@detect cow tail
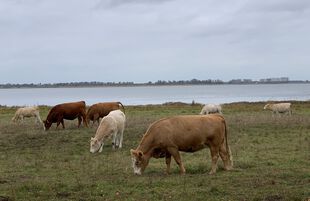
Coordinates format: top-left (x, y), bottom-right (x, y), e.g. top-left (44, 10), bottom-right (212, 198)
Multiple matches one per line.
top-left (118, 102), bottom-right (125, 113)
top-left (223, 118), bottom-right (233, 166)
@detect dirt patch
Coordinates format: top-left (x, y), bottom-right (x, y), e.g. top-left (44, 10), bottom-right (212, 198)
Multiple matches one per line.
top-left (56, 191), bottom-right (71, 198)
top-left (0, 196), bottom-right (12, 201)
top-left (263, 195), bottom-right (284, 201)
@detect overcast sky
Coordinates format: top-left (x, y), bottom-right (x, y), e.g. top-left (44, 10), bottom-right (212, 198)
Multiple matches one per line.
top-left (1, 0), bottom-right (310, 84)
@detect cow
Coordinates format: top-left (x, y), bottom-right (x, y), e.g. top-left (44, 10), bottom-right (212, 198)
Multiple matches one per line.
top-left (264, 103), bottom-right (292, 115)
top-left (90, 110), bottom-right (126, 153)
top-left (86, 102), bottom-right (125, 126)
top-left (130, 114), bottom-right (233, 175)
top-left (43, 101), bottom-right (88, 130)
top-left (12, 106), bottom-right (43, 124)
top-left (200, 104), bottom-right (222, 115)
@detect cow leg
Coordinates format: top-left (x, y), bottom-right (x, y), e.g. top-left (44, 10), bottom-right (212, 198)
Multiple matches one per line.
top-left (165, 153), bottom-right (172, 174)
top-left (61, 119), bottom-right (65, 129)
top-left (93, 113), bottom-right (99, 125)
top-left (112, 132), bottom-right (117, 149)
top-left (56, 121), bottom-right (61, 129)
top-left (34, 116), bottom-right (38, 123)
top-left (82, 112), bottom-right (88, 127)
top-left (209, 146), bottom-right (220, 174)
top-left (16, 116), bottom-right (21, 123)
top-left (219, 143), bottom-right (233, 171)
top-left (36, 114), bottom-right (43, 124)
top-left (115, 133), bottom-right (120, 148)
top-left (167, 147), bottom-right (186, 174)
top-left (118, 129), bottom-right (124, 148)
top-left (99, 143), bottom-right (103, 153)
top-left (77, 116), bottom-right (82, 128)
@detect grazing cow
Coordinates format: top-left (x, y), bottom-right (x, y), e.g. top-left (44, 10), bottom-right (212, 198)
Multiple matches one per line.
top-left (43, 101), bottom-right (87, 130)
top-left (90, 110), bottom-right (126, 153)
top-left (264, 103), bottom-right (292, 115)
top-left (130, 114), bottom-right (233, 175)
top-left (200, 104), bottom-right (222, 115)
top-left (86, 102), bottom-right (125, 125)
top-left (12, 106), bottom-right (43, 124)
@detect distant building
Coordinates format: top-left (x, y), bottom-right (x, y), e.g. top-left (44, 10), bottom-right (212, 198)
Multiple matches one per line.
top-left (228, 79), bottom-right (253, 84)
top-left (259, 77), bottom-right (289, 83)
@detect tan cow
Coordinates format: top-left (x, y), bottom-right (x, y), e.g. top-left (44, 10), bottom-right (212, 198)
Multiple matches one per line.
top-left (264, 103), bottom-right (292, 115)
top-left (130, 114), bottom-right (233, 175)
top-left (12, 106), bottom-right (43, 124)
top-left (87, 102), bottom-right (125, 125)
top-left (90, 110), bottom-right (126, 153)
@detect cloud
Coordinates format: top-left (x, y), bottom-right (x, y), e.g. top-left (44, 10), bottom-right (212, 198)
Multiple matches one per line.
top-left (96, 0), bottom-right (174, 9)
top-left (244, 0), bottom-right (310, 13)
top-left (0, 0), bottom-right (309, 83)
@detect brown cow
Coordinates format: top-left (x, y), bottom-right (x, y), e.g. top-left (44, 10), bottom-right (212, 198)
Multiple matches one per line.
top-left (130, 114), bottom-right (233, 175)
top-left (86, 102), bottom-right (125, 125)
top-left (43, 101), bottom-right (88, 130)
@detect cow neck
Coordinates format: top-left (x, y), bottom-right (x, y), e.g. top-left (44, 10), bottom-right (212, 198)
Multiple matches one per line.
top-left (96, 119), bottom-right (110, 142)
top-left (137, 134), bottom-right (155, 157)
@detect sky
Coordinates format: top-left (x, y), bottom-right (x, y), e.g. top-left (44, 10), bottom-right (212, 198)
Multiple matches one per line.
top-left (0, 0), bottom-right (310, 84)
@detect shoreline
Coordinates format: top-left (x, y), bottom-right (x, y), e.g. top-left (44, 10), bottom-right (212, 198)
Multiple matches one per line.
top-left (1, 100), bottom-right (309, 108)
top-left (0, 81), bottom-right (309, 90)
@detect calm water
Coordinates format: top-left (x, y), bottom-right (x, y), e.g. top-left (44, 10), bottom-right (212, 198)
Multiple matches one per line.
top-left (0, 84), bottom-right (309, 106)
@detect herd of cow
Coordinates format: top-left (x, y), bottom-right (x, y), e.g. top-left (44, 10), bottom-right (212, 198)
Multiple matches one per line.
top-left (11, 101), bottom-right (292, 175)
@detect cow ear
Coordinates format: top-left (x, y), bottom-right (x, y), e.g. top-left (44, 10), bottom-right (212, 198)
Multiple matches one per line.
top-left (138, 151), bottom-right (143, 157)
top-left (131, 149), bottom-right (144, 157)
top-left (130, 149), bottom-right (136, 156)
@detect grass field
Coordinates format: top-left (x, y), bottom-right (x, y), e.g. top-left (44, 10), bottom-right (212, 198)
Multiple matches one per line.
top-left (0, 101), bottom-right (309, 201)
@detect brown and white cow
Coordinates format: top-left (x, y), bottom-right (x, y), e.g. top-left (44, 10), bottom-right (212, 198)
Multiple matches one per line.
top-left (43, 101), bottom-right (88, 130)
top-left (86, 102), bottom-right (125, 125)
top-left (130, 114), bottom-right (233, 175)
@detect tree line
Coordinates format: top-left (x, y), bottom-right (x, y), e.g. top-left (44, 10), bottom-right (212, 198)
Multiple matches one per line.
top-left (0, 78), bottom-right (307, 89)
top-left (0, 79), bottom-right (224, 88)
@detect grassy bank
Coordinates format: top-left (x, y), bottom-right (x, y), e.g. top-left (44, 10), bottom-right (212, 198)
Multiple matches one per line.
top-left (0, 101), bottom-right (309, 201)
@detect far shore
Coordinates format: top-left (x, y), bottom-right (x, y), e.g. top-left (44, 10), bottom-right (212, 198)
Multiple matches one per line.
top-left (1, 100), bottom-right (309, 108)
top-left (0, 81), bottom-right (309, 90)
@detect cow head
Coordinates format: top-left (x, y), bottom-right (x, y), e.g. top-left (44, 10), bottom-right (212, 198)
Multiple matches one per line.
top-left (130, 149), bottom-right (149, 175)
top-left (11, 116), bottom-right (16, 122)
top-left (43, 120), bottom-right (52, 131)
top-left (90, 137), bottom-right (102, 153)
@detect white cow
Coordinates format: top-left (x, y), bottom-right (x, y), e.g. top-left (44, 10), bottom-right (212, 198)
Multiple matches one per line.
top-left (90, 110), bottom-right (126, 153)
top-left (264, 103), bottom-right (292, 115)
top-left (12, 106), bottom-right (43, 124)
top-left (200, 104), bottom-right (222, 115)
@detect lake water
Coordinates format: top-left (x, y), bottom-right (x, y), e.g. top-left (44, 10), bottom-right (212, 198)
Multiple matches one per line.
top-left (0, 84), bottom-right (309, 106)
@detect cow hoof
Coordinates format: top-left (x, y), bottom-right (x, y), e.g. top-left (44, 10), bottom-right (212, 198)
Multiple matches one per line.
top-left (180, 171), bottom-right (186, 175)
top-left (209, 171), bottom-right (216, 175)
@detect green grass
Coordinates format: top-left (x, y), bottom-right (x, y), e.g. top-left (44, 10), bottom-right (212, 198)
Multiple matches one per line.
top-left (0, 101), bottom-right (310, 201)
